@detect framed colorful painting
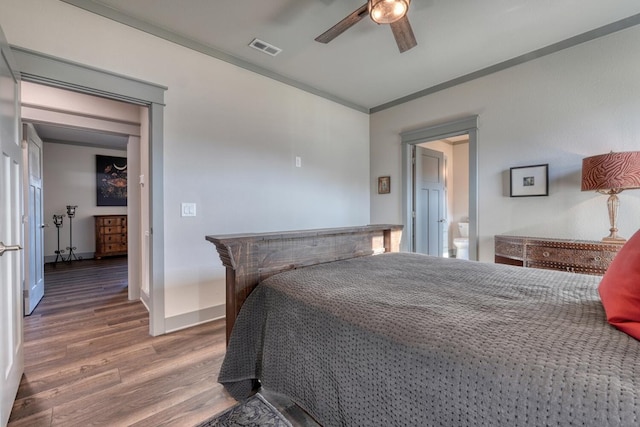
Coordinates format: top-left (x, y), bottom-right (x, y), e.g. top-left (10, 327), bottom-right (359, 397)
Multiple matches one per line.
top-left (96, 155), bottom-right (127, 206)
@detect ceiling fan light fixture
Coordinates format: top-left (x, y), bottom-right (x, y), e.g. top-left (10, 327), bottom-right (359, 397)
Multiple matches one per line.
top-left (369, 0), bottom-right (409, 24)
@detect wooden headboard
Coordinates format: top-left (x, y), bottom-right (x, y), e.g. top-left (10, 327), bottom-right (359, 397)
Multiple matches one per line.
top-left (206, 224), bottom-right (403, 343)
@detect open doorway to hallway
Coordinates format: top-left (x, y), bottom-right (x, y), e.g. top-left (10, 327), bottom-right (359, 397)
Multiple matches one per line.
top-left (20, 81), bottom-right (150, 317)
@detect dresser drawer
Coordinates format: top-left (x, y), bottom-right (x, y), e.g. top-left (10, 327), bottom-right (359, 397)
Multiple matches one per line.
top-left (101, 233), bottom-right (125, 244)
top-left (495, 238), bottom-right (524, 260)
top-left (526, 245), bottom-right (615, 270)
top-left (99, 225), bottom-right (126, 235)
top-left (97, 243), bottom-right (127, 254)
top-left (96, 216), bottom-right (126, 227)
top-left (525, 260), bottom-right (607, 276)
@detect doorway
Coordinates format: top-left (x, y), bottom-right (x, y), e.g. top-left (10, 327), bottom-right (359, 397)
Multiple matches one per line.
top-left (401, 116), bottom-right (478, 260)
top-left (21, 81), bottom-right (144, 302)
top-left (12, 46), bottom-right (167, 335)
top-left (417, 136), bottom-right (470, 258)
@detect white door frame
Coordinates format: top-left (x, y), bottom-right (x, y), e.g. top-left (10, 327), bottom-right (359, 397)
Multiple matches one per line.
top-left (11, 46), bottom-right (168, 336)
top-left (401, 115), bottom-right (479, 261)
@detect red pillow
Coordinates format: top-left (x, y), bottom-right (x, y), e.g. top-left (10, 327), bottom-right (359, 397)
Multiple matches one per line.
top-left (598, 229), bottom-right (640, 340)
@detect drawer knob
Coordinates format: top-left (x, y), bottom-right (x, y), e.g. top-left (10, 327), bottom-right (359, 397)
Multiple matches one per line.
top-left (542, 251), bottom-right (550, 257)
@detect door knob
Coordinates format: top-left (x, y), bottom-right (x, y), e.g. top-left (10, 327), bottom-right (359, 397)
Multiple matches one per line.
top-left (0, 242), bottom-right (22, 256)
top-left (41, 224), bottom-right (49, 228)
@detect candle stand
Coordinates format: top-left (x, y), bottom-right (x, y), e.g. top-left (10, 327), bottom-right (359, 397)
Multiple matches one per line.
top-left (52, 214), bottom-right (65, 263)
top-left (65, 205), bottom-right (80, 262)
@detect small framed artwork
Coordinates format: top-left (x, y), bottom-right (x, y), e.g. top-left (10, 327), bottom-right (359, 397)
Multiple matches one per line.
top-left (510, 164), bottom-right (548, 197)
top-left (378, 176), bottom-right (391, 194)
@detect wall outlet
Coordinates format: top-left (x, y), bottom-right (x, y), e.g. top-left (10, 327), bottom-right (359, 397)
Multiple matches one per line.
top-left (295, 156), bottom-right (302, 168)
top-left (181, 203), bottom-right (196, 217)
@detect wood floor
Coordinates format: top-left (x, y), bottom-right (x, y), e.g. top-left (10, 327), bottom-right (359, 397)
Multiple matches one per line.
top-left (7, 257), bottom-right (236, 427)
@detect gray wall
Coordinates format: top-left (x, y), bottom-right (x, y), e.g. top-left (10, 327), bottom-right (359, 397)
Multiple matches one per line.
top-left (2, 0), bottom-right (370, 322)
top-left (370, 25), bottom-right (640, 261)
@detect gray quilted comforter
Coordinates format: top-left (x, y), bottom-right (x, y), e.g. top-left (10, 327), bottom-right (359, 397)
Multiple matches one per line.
top-left (219, 253), bottom-right (639, 426)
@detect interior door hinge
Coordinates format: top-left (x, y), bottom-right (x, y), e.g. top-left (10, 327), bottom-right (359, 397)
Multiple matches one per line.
top-left (412, 211), bottom-right (416, 218)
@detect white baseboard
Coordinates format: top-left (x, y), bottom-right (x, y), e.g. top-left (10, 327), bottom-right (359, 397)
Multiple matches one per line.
top-left (164, 304), bottom-right (225, 333)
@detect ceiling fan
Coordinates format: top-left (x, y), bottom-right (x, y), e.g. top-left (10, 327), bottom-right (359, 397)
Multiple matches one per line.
top-left (315, 0), bottom-right (417, 53)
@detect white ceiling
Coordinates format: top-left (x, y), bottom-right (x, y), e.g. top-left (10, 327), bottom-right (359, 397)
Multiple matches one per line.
top-left (61, 0), bottom-right (640, 113)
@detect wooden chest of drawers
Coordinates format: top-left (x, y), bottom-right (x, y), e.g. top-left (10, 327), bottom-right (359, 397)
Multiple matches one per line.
top-left (495, 235), bottom-right (622, 276)
top-left (94, 215), bottom-right (127, 259)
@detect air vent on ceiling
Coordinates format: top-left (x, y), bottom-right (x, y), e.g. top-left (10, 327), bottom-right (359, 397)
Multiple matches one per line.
top-left (249, 38), bottom-right (282, 57)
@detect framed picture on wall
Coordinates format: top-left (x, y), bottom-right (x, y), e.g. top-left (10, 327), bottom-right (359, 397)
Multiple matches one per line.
top-left (378, 176), bottom-right (391, 194)
top-left (510, 164), bottom-right (548, 197)
top-left (96, 155), bottom-right (128, 206)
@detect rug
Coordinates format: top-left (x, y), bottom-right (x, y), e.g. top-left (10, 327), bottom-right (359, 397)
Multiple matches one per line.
top-left (195, 393), bottom-right (293, 427)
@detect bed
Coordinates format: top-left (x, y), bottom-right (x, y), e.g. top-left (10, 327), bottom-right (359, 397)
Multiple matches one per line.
top-left (206, 225), bottom-right (640, 426)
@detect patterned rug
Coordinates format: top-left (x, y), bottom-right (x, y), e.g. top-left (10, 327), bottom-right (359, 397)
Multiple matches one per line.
top-left (195, 393), bottom-right (293, 427)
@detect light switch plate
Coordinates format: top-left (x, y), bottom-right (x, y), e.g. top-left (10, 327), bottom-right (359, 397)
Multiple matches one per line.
top-left (181, 202), bottom-right (196, 217)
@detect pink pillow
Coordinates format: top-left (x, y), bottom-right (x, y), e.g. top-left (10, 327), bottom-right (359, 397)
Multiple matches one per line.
top-left (598, 229), bottom-right (640, 340)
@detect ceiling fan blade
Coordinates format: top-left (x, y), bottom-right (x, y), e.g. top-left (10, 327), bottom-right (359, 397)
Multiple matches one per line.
top-left (315, 3), bottom-right (369, 44)
top-left (390, 15), bottom-right (417, 53)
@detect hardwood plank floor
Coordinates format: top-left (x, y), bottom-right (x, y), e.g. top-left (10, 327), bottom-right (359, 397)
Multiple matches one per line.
top-left (8, 257), bottom-right (236, 427)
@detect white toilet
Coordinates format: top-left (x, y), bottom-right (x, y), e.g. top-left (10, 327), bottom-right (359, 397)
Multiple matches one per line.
top-left (453, 222), bottom-right (469, 260)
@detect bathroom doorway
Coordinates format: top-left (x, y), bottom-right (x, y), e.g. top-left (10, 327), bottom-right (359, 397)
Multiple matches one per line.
top-left (418, 136), bottom-right (470, 259)
top-left (401, 115), bottom-right (478, 260)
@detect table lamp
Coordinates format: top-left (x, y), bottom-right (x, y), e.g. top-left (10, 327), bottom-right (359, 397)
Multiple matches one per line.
top-left (581, 150), bottom-right (640, 242)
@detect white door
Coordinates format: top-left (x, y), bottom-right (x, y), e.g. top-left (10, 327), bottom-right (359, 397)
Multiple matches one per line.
top-left (24, 123), bottom-right (44, 315)
top-left (0, 27), bottom-right (24, 427)
top-left (414, 145), bottom-right (445, 256)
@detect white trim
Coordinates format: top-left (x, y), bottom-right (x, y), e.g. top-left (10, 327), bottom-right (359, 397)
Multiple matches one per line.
top-left (11, 46), bottom-right (166, 105)
top-left (164, 304), bottom-right (226, 334)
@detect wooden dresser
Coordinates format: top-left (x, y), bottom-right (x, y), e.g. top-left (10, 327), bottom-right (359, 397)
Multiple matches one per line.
top-left (495, 235), bottom-right (623, 276)
top-left (94, 215), bottom-right (127, 259)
